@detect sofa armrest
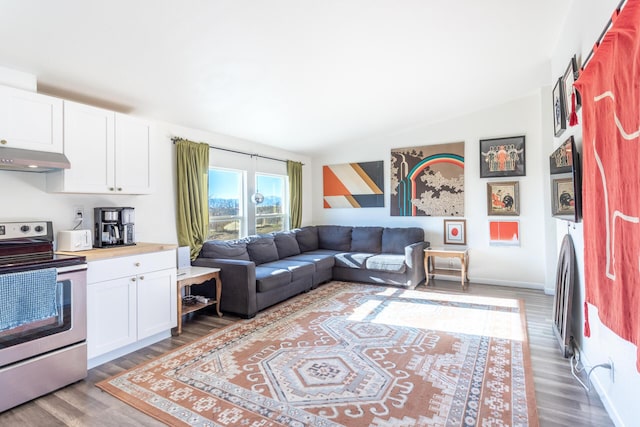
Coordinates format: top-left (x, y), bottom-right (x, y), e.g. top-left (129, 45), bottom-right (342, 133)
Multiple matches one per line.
top-left (192, 258), bottom-right (258, 318)
top-left (405, 241), bottom-right (427, 268)
top-left (404, 241), bottom-right (428, 286)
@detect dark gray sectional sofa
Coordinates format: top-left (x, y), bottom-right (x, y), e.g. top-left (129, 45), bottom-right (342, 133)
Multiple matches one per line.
top-left (192, 225), bottom-right (428, 318)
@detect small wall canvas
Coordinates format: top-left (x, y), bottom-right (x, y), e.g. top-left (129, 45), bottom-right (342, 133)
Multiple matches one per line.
top-left (323, 161), bottom-right (384, 208)
top-left (489, 220), bottom-right (520, 246)
top-left (390, 142), bottom-right (465, 216)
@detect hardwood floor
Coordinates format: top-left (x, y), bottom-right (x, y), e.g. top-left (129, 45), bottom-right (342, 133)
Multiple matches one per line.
top-left (0, 280), bottom-right (613, 426)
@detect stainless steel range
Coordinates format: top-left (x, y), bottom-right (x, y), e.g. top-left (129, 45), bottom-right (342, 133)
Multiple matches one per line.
top-left (0, 220), bottom-right (87, 413)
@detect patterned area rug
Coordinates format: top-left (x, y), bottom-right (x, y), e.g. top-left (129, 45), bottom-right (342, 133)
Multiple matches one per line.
top-left (97, 283), bottom-right (538, 426)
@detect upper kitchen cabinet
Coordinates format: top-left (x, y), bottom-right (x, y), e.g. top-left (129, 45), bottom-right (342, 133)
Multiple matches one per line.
top-left (47, 101), bottom-right (151, 194)
top-left (0, 85), bottom-right (63, 153)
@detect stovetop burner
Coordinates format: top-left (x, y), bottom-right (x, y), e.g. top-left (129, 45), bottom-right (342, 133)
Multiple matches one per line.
top-left (0, 220), bottom-right (86, 273)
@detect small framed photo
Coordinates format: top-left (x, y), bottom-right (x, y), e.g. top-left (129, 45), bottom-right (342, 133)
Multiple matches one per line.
top-left (562, 55), bottom-right (581, 119)
top-left (552, 177), bottom-right (576, 216)
top-left (489, 220), bottom-right (520, 246)
top-left (487, 181), bottom-right (520, 216)
top-left (553, 77), bottom-right (566, 136)
top-left (444, 219), bottom-right (466, 245)
top-left (479, 135), bottom-right (526, 178)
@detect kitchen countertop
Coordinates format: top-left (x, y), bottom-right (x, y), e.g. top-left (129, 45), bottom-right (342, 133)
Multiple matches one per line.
top-left (56, 242), bottom-right (178, 261)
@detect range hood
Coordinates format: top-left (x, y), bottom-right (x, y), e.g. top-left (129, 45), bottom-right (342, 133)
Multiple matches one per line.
top-left (0, 146), bottom-right (70, 172)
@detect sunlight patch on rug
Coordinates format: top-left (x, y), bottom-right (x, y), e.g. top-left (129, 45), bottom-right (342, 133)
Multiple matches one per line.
top-left (97, 282), bottom-right (538, 427)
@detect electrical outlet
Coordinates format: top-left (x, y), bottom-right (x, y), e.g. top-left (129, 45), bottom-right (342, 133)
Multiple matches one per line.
top-left (74, 206), bottom-right (84, 222)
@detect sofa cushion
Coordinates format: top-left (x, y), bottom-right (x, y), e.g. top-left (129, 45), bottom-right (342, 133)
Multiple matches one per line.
top-left (381, 227), bottom-right (424, 254)
top-left (334, 252), bottom-right (374, 269)
top-left (273, 231), bottom-right (301, 259)
top-left (255, 266), bottom-right (292, 292)
top-left (262, 260), bottom-right (315, 281)
top-left (318, 225), bottom-right (352, 251)
top-left (294, 226), bottom-right (319, 252)
top-left (366, 254), bottom-right (407, 273)
top-left (351, 226), bottom-right (383, 253)
top-left (246, 235), bottom-right (280, 265)
top-left (286, 251), bottom-right (336, 271)
top-left (200, 240), bottom-right (250, 261)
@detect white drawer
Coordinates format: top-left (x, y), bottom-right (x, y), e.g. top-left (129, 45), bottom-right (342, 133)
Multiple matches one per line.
top-left (87, 250), bottom-right (176, 284)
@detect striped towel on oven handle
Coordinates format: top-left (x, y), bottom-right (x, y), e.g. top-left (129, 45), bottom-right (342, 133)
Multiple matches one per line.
top-left (0, 268), bottom-right (59, 332)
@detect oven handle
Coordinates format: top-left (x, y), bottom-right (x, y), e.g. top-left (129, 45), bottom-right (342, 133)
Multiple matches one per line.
top-left (56, 264), bottom-right (88, 274)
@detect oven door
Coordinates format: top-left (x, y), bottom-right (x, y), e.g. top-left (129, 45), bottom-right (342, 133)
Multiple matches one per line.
top-left (0, 265), bottom-right (87, 368)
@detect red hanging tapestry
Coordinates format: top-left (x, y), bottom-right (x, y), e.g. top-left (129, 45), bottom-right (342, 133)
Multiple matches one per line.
top-left (574, 0), bottom-right (640, 371)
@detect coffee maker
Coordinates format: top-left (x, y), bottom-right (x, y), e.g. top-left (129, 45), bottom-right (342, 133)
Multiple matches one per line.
top-left (94, 207), bottom-right (135, 248)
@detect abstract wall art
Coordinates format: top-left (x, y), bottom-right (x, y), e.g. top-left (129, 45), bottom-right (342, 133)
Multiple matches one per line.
top-left (390, 142), bottom-right (464, 216)
top-left (323, 161), bottom-right (384, 208)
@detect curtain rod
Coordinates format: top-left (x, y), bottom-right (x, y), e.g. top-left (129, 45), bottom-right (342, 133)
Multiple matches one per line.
top-left (171, 137), bottom-right (304, 165)
top-left (581, 0), bottom-right (628, 71)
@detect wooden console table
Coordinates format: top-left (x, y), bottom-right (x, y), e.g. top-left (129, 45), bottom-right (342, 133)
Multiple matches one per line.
top-left (173, 266), bottom-right (222, 335)
top-left (424, 247), bottom-right (469, 289)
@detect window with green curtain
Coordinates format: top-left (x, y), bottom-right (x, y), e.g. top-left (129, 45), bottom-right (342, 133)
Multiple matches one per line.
top-left (175, 138), bottom-right (210, 260)
top-left (287, 160), bottom-right (303, 229)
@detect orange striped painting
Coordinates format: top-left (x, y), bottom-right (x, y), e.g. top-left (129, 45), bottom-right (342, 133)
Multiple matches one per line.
top-left (323, 161), bottom-right (384, 208)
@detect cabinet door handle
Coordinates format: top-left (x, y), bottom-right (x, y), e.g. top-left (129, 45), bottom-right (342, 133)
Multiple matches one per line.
top-left (135, 262), bottom-right (141, 267)
top-left (0, 139), bottom-right (7, 145)
top-left (130, 277), bottom-right (136, 282)
top-left (139, 275), bottom-right (144, 280)
top-left (109, 187), bottom-right (115, 191)
top-left (117, 187), bottom-right (123, 191)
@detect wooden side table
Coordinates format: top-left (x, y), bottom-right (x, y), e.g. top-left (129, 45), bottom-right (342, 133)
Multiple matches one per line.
top-left (424, 247), bottom-right (469, 289)
top-left (173, 266), bottom-right (222, 335)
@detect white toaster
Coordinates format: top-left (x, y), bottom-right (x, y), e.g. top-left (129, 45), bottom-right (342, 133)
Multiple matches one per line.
top-left (57, 229), bottom-right (92, 251)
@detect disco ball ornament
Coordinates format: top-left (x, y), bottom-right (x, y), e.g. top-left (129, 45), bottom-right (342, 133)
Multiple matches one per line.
top-left (251, 192), bottom-right (264, 204)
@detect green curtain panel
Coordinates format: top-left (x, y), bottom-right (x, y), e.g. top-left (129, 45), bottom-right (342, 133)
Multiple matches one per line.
top-left (176, 139), bottom-right (210, 260)
top-left (287, 160), bottom-right (303, 229)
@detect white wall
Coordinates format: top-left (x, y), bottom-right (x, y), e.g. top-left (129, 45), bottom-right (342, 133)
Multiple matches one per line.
top-left (550, 1), bottom-right (639, 426)
top-left (0, 104), bottom-right (312, 249)
top-left (312, 92), bottom-right (548, 289)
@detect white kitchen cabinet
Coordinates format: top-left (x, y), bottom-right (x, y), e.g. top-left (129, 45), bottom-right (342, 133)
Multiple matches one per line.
top-left (0, 85), bottom-right (63, 153)
top-left (87, 275), bottom-right (137, 358)
top-left (46, 100), bottom-right (151, 194)
top-left (86, 250), bottom-right (177, 361)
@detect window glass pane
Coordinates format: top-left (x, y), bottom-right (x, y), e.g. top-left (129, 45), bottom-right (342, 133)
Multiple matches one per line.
top-left (256, 174), bottom-right (284, 215)
top-left (209, 169), bottom-right (242, 216)
top-left (210, 219), bottom-right (241, 240)
top-left (209, 168), bottom-right (244, 239)
top-left (255, 174), bottom-right (286, 234)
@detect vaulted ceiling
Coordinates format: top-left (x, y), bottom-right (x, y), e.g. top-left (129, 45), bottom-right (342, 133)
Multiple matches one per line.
top-left (0, 1), bottom-right (571, 153)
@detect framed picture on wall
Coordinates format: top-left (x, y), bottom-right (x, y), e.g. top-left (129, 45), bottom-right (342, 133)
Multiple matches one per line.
top-left (553, 78), bottom-right (566, 136)
top-left (562, 55), bottom-right (581, 119)
top-left (479, 135), bottom-right (525, 178)
top-left (489, 220), bottom-right (520, 246)
top-left (552, 177), bottom-right (576, 216)
top-left (487, 181), bottom-right (520, 216)
top-left (444, 219), bottom-right (466, 245)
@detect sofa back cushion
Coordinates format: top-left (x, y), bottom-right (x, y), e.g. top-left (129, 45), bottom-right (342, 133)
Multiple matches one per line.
top-left (381, 227), bottom-right (424, 254)
top-left (273, 231), bottom-right (301, 258)
top-left (295, 226), bottom-right (319, 252)
top-left (318, 225), bottom-right (353, 251)
top-left (350, 226), bottom-right (383, 253)
top-left (200, 240), bottom-right (250, 261)
top-left (246, 235), bottom-right (280, 265)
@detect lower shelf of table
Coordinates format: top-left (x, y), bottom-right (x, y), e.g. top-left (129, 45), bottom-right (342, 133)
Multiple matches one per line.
top-left (429, 268), bottom-right (464, 277)
top-left (182, 300), bottom-right (217, 316)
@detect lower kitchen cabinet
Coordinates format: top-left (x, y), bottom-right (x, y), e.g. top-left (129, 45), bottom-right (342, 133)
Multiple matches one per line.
top-left (86, 249), bottom-right (177, 364)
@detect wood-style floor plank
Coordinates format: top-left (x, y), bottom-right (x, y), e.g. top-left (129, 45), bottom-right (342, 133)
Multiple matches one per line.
top-left (0, 280), bottom-right (613, 426)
